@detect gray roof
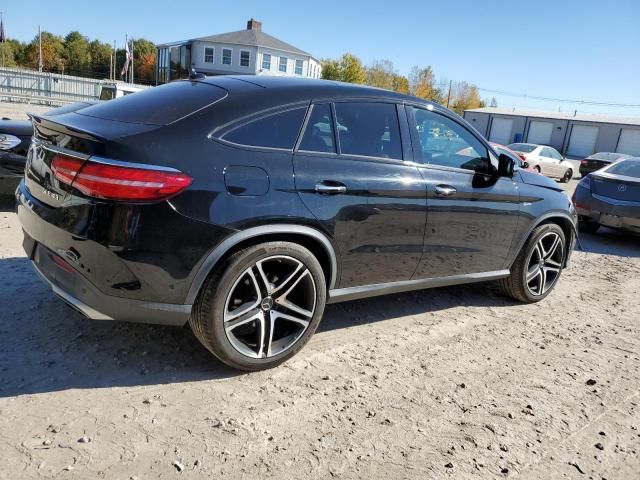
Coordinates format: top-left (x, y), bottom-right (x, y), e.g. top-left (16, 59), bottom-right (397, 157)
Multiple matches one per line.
top-left (191, 28), bottom-right (312, 57)
top-left (465, 107), bottom-right (640, 127)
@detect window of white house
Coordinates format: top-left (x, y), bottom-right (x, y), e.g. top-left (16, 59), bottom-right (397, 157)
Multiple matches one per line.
top-left (262, 53), bottom-right (271, 70)
top-left (204, 47), bottom-right (214, 63)
top-left (240, 50), bottom-right (250, 67)
top-left (222, 48), bottom-right (232, 65)
top-left (279, 56), bottom-right (287, 73)
top-left (295, 59), bottom-right (303, 75)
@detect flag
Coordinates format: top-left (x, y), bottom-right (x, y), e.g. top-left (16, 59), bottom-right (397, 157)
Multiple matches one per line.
top-left (0, 17), bottom-right (6, 43)
top-left (120, 37), bottom-right (132, 79)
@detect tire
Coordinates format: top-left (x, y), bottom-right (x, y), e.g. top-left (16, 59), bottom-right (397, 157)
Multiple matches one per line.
top-left (498, 223), bottom-right (566, 303)
top-left (534, 166), bottom-right (541, 173)
top-left (190, 241), bottom-right (326, 371)
top-left (578, 219), bottom-right (599, 234)
top-left (560, 169), bottom-right (573, 183)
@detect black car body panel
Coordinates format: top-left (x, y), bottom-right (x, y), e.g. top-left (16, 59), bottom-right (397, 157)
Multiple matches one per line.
top-left (16, 76), bottom-right (577, 326)
top-left (578, 152), bottom-right (632, 177)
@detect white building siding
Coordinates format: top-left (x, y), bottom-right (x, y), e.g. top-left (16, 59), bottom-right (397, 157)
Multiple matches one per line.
top-left (191, 42), bottom-right (259, 74)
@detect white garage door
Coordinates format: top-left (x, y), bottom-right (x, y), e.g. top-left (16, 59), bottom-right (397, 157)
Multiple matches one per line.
top-left (489, 118), bottom-right (513, 145)
top-left (527, 121), bottom-right (553, 145)
top-left (616, 129), bottom-right (640, 156)
top-left (567, 125), bottom-right (599, 157)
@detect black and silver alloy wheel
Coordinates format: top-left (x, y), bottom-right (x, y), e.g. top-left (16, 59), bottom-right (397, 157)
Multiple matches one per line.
top-left (498, 223), bottom-right (567, 303)
top-left (190, 242), bottom-right (326, 371)
top-left (224, 255), bottom-right (316, 359)
top-left (525, 231), bottom-right (564, 296)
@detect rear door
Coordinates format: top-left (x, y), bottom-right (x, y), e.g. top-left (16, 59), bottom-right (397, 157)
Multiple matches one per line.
top-left (539, 147), bottom-right (559, 177)
top-left (407, 106), bottom-right (520, 278)
top-left (293, 101), bottom-right (427, 288)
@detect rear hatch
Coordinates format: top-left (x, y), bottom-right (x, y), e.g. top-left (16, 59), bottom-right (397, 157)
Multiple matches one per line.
top-left (581, 159), bottom-right (609, 171)
top-left (590, 173), bottom-right (640, 202)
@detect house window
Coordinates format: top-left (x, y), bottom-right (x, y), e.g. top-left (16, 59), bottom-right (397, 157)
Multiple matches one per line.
top-left (279, 56), bottom-right (287, 73)
top-left (262, 53), bottom-right (271, 70)
top-left (240, 50), bottom-right (250, 67)
top-left (295, 59), bottom-right (303, 76)
top-left (222, 48), bottom-right (232, 65)
top-left (204, 47), bottom-right (214, 64)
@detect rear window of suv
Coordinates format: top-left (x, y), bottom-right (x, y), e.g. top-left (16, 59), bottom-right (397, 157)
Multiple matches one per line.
top-left (507, 143), bottom-right (537, 153)
top-left (76, 81), bottom-right (227, 125)
top-left (606, 160), bottom-right (640, 178)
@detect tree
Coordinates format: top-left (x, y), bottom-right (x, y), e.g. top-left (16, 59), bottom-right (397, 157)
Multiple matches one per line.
top-left (450, 82), bottom-right (483, 115)
top-left (23, 31), bottom-right (65, 72)
top-left (392, 74), bottom-right (409, 94)
top-left (409, 65), bottom-right (443, 103)
top-left (1, 39), bottom-right (27, 67)
top-left (133, 38), bottom-right (156, 83)
top-left (89, 40), bottom-right (113, 78)
top-left (366, 59), bottom-right (395, 90)
top-left (320, 53), bottom-right (366, 84)
top-left (490, 96), bottom-right (498, 107)
top-left (64, 31), bottom-right (91, 76)
top-left (320, 59), bottom-right (341, 80)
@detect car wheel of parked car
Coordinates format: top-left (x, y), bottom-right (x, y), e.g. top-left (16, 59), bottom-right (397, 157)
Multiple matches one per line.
top-left (578, 219), bottom-right (599, 234)
top-left (190, 241), bottom-right (326, 371)
top-left (498, 223), bottom-right (565, 303)
top-left (534, 166), bottom-right (541, 173)
top-left (560, 169), bottom-right (573, 183)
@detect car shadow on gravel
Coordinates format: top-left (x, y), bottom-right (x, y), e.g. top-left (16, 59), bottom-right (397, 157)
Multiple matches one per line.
top-left (0, 195), bottom-right (16, 213)
top-left (0, 255), bottom-right (520, 398)
top-left (577, 227), bottom-right (640, 258)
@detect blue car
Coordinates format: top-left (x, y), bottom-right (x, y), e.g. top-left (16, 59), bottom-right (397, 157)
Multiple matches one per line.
top-left (573, 158), bottom-right (640, 234)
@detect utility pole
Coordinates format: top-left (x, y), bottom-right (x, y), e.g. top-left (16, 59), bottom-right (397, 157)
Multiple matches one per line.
top-left (1, 12), bottom-right (5, 69)
top-left (446, 80), bottom-right (452, 108)
top-left (130, 38), bottom-right (134, 84)
top-left (112, 40), bottom-right (116, 80)
top-left (38, 25), bottom-right (43, 72)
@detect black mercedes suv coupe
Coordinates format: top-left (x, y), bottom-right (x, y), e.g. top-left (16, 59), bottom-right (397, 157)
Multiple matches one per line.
top-left (16, 76), bottom-right (577, 370)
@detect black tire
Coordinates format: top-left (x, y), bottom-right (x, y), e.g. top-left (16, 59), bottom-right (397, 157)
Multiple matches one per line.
top-left (190, 241), bottom-right (326, 371)
top-left (498, 223), bottom-right (566, 303)
top-left (560, 169), bottom-right (573, 183)
top-left (578, 219), bottom-right (600, 234)
top-left (534, 166), bottom-right (541, 173)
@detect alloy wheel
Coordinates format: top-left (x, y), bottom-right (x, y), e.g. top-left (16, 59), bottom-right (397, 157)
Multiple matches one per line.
top-left (525, 232), bottom-right (564, 296)
top-left (223, 255), bottom-right (317, 359)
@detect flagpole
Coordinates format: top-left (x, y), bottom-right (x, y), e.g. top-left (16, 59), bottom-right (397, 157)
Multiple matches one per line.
top-left (130, 38), bottom-right (134, 84)
top-left (1, 12), bottom-right (5, 69)
top-left (38, 25), bottom-right (42, 72)
top-left (112, 40), bottom-right (116, 80)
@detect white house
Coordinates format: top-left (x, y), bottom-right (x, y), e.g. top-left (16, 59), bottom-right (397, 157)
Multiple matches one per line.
top-left (156, 19), bottom-right (322, 83)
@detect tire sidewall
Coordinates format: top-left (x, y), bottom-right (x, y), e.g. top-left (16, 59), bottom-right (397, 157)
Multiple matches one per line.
top-left (203, 242), bottom-right (326, 370)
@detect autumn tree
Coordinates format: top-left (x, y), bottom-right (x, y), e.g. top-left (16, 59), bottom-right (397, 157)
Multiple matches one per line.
top-left (133, 39), bottom-right (156, 83)
top-left (64, 31), bottom-right (91, 76)
top-left (450, 82), bottom-right (483, 115)
top-left (321, 53), bottom-right (366, 84)
top-left (366, 59), bottom-right (395, 90)
top-left (23, 31), bottom-right (65, 71)
top-left (409, 66), bottom-right (443, 103)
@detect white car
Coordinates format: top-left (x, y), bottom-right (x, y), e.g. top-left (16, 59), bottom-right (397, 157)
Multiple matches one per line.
top-left (507, 143), bottom-right (574, 182)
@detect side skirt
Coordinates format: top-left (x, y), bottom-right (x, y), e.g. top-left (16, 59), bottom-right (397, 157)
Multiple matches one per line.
top-left (327, 270), bottom-right (510, 304)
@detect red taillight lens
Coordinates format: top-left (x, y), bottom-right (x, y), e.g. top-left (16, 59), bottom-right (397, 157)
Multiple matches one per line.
top-left (580, 159), bottom-right (588, 165)
top-left (51, 156), bottom-right (192, 201)
top-left (518, 154), bottom-right (526, 161)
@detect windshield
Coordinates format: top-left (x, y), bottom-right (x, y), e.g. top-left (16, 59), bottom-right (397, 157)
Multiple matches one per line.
top-left (606, 160), bottom-right (640, 178)
top-left (508, 143), bottom-right (537, 153)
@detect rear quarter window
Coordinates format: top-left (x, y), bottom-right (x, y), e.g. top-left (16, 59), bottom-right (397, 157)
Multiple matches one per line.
top-left (76, 81), bottom-right (227, 125)
top-left (606, 160), bottom-right (640, 178)
top-left (221, 107), bottom-right (308, 150)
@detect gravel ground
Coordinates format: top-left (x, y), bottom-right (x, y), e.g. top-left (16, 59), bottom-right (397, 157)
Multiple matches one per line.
top-left (0, 105), bottom-right (638, 478)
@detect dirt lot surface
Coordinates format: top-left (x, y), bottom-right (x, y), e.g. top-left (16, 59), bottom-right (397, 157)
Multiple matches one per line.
top-left (1, 159), bottom-right (639, 478)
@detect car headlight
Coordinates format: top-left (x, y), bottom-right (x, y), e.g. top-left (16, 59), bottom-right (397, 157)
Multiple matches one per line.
top-left (0, 134), bottom-right (22, 150)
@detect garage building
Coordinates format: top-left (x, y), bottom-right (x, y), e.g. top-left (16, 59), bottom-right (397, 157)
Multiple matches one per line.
top-left (463, 108), bottom-right (640, 158)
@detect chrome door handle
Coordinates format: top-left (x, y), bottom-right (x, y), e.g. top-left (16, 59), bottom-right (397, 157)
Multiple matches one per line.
top-left (315, 182), bottom-right (347, 195)
top-left (434, 185), bottom-right (456, 197)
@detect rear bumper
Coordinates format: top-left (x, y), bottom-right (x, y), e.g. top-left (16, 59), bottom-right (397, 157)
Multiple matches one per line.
top-left (27, 238), bottom-right (191, 326)
top-left (574, 186), bottom-right (640, 233)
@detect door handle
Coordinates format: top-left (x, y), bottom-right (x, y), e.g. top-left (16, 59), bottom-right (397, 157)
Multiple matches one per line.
top-left (434, 185), bottom-right (456, 197)
top-left (315, 182), bottom-right (347, 195)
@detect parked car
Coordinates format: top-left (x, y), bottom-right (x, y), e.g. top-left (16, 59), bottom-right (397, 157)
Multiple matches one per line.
top-left (507, 143), bottom-right (574, 182)
top-left (490, 142), bottom-right (536, 172)
top-left (579, 152), bottom-right (631, 177)
top-left (572, 158), bottom-right (640, 234)
top-left (0, 102), bottom-right (94, 195)
top-left (0, 120), bottom-right (33, 195)
top-left (16, 76), bottom-right (577, 370)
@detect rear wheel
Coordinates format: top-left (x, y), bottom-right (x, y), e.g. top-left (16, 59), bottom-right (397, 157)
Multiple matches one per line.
top-left (499, 223), bottom-right (566, 303)
top-left (534, 166), bottom-right (541, 173)
top-left (578, 218), bottom-right (600, 234)
top-left (190, 242), bottom-right (326, 371)
top-left (560, 169), bottom-right (573, 183)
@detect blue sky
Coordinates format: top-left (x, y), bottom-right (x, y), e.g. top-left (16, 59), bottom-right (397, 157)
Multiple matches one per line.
top-left (3, 0), bottom-right (639, 116)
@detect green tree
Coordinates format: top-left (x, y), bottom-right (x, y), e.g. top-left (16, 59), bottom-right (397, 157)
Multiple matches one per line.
top-left (392, 74), bottom-right (409, 94)
top-left (64, 31), bottom-right (91, 76)
top-left (132, 38), bottom-right (156, 83)
top-left (320, 58), bottom-right (341, 80)
top-left (409, 66), bottom-right (443, 103)
top-left (88, 40), bottom-right (113, 78)
top-left (1, 39), bottom-right (27, 67)
top-left (366, 59), bottom-right (395, 90)
top-left (450, 82), bottom-right (483, 115)
top-left (340, 53), bottom-right (366, 84)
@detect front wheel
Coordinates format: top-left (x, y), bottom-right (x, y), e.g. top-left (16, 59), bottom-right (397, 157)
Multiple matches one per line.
top-left (190, 242), bottom-right (326, 371)
top-left (498, 223), bottom-right (566, 303)
top-left (560, 169), bottom-right (573, 183)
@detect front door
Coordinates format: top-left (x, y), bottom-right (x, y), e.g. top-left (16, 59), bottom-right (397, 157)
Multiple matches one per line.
top-left (407, 106), bottom-right (521, 278)
top-left (293, 102), bottom-right (427, 288)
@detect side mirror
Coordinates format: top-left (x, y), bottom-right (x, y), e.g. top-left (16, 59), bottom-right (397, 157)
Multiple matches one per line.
top-left (497, 153), bottom-right (514, 177)
top-left (522, 161), bottom-right (530, 169)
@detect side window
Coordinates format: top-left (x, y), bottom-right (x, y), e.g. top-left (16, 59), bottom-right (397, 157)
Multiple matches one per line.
top-left (411, 107), bottom-right (490, 174)
top-left (541, 147), bottom-right (553, 158)
top-left (298, 104), bottom-right (336, 153)
top-left (222, 107), bottom-right (307, 150)
top-left (334, 102), bottom-right (402, 160)
top-left (551, 149), bottom-right (562, 160)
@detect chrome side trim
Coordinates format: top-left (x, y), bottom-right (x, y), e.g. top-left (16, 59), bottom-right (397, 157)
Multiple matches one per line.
top-left (185, 224), bottom-right (338, 305)
top-left (32, 138), bottom-right (90, 160)
top-left (327, 270), bottom-right (510, 304)
top-left (88, 156), bottom-right (182, 172)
